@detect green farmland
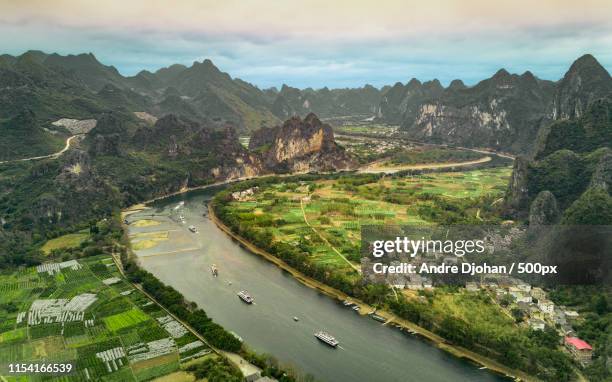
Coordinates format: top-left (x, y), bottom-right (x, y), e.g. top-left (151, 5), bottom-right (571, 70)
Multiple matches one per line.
top-left (0, 256), bottom-right (213, 381)
top-left (220, 167), bottom-right (511, 280)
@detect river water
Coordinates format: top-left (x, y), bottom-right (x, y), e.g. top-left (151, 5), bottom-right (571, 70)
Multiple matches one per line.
top-left (128, 186), bottom-right (508, 382)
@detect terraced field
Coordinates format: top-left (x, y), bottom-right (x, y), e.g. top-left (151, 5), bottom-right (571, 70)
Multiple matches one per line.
top-left (0, 256), bottom-right (212, 381)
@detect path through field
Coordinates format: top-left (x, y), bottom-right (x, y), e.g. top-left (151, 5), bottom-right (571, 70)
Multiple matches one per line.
top-left (0, 134), bottom-right (81, 164)
top-left (300, 198), bottom-right (361, 273)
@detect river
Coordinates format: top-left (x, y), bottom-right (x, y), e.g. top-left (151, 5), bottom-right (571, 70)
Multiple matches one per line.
top-left (127, 186), bottom-right (509, 382)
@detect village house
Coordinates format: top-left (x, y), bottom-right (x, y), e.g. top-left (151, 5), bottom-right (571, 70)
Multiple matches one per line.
top-left (231, 187), bottom-right (259, 201)
top-left (406, 275), bottom-right (424, 290)
top-left (509, 287), bottom-right (532, 303)
top-left (528, 318), bottom-right (546, 331)
top-left (564, 310), bottom-right (580, 320)
top-left (538, 299), bottom-right (555, 316)
top-left (442, 256), bottom-right (458, 265)
top-left (530, 287), bottom-right (547, 301)
top-left (554, 310), bottom-right (567, 326)
top-left (516, 282), bottom-right (531, 293)
top-left (564, 337), bottom-right (593, 365)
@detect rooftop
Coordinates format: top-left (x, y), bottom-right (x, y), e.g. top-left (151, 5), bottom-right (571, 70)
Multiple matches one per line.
top-left (565, 337), bottom-right (592, 351)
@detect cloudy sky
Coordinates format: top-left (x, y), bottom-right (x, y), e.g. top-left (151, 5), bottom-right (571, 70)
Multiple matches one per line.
top-left (1, 0), bottom-right (611, 88)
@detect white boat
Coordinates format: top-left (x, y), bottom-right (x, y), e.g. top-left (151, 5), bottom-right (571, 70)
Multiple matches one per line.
top-left (314, 331), bottom-right (339, 347)
top-left (237, 290), bottom-right (254, 304)
top-left (188, 225), bottom-right (197, 233)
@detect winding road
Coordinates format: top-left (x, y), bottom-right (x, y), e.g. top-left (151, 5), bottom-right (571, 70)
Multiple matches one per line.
top-left (0, 134), bottom-right (81, 165)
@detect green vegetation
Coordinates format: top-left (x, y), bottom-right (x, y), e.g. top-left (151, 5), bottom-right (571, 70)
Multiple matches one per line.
top-left (550, 286), bottom-right (611, 381)
top-left (216, 168), bottom-right (510, 282)
top-left (0, 254), bottom-right (209, 381)
top-left (213, 168), bottom-right (580, 382)
top-left (0, 112), bottom-right (66, 161)
top-left (103, 308), bottom-right (151, 332)
top-left (386, 147), bottom-right (483, 165)
top-left (41, 232), bottom-right (89, 255)
top-left (185, 356), bottom-right (242, 382)
top-left (334, 123), bottom-right (398, 136)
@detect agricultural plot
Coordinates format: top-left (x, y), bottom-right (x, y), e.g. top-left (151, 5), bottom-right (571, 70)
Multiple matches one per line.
top-left (224, 168), bottom-right (511, 277)
top-left (41, 232), bottom-right (89, 255)
top-left (0, 255), bottom-right (210, 381)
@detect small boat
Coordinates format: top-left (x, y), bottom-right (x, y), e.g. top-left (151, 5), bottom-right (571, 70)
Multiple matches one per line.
top-left (314, 331), bottom-right (339, 348)
top-left (370, 314), bottom-right (386, 323)
top-left (237, 290), bottom-right (254, 304)
top-left (188, 225), bottom-right (197, 233)
top-left (342, 300), bottom-right (354, 307)
top-left (293, 316), bottom-right (299, 322)
top-left (230, 331), bottom-right (243, 343)
top-left (352, 306), bottom-right (360, 312)
top-left (211, 264), bottom-right (218, 277)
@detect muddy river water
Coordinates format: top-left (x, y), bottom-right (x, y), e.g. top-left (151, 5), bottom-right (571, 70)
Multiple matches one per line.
top-left (127, 186), bottom-right (508, 382)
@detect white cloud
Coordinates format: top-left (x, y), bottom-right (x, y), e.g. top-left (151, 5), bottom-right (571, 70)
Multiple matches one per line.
top-left (0, 1), bottom-right (611, 88)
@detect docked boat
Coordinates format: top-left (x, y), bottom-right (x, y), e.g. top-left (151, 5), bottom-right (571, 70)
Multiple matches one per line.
top-left (342, 300), bottom-right (354, 307)
top-left (237, 290), bottom-right (254, 304)
top-left (314, 331), bottom-right (339, 348)
top-left (370, 314), bottom-right (386, 323)
top-left (230, 331), bottom-right (243, 343)
top-left (211, 264), bottom-right (218, 277)
top-left (352, 306), bottom-right (360, 312)
top-left (188, 225), bottom-right (197, 233)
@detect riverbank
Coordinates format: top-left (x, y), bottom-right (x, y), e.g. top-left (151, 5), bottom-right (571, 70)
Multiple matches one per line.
top-left (117, 217), bottom-right (264, 381)
top-left (208, 204), bottom-right (536, 382)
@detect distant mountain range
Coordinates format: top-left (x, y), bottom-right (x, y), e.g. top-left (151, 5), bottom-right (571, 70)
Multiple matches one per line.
top-left (383, 54), bottom-right (611, 154)
top-left (0, 50), bottom-right (610, 162)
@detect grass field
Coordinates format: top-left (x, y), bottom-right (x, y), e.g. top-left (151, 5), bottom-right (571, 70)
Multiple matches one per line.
top-left (0, 255), bottom-right (210, 381)
top-left (104, 308), bottom-right (151, 332)
top-left (41, 232), bottom-right (89, 254)
top-left (223, 167), bottom-right (511, 277)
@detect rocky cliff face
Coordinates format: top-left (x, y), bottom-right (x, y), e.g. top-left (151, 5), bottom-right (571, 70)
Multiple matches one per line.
top-left (395, 70), bottom-right (554, 153)
top-left (378, 79), bottom-right (444, 125)
top-left (380, 55), bottom-right (611, 155)
top-left (249, 113), bottom-right (357, 173)
top-left (133, 114), bottom-right (263, 180)
top-left (505, 98), bottom-right (612, 221)
top-left (552, 54), bottom-right (612, 120)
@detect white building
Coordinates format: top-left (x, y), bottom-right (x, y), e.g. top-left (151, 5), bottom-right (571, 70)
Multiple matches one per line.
top-left (564, 310), bottom-right (580, 319)
top-left (538, 300), bottom-right (555, 315)
top-left (509, 287), bottom-right (532, 303)
top-left (530, 287), bottom-right (547, 301)
top-left (528, 318), bottom-right (546, 331)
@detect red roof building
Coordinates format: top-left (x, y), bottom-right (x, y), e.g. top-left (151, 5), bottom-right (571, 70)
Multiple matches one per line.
top-left (564, 337), bottom-right (592, 364)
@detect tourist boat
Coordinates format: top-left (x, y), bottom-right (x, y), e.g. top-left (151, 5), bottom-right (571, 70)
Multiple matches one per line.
top-left (314, 331), bottom-right (339, 348)
top-left (188, 225), bottom-right (197, 233)
top-left (211, 264), bottom-right (218, 277)
top-left (237, 290), bottom-right (254, 304)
